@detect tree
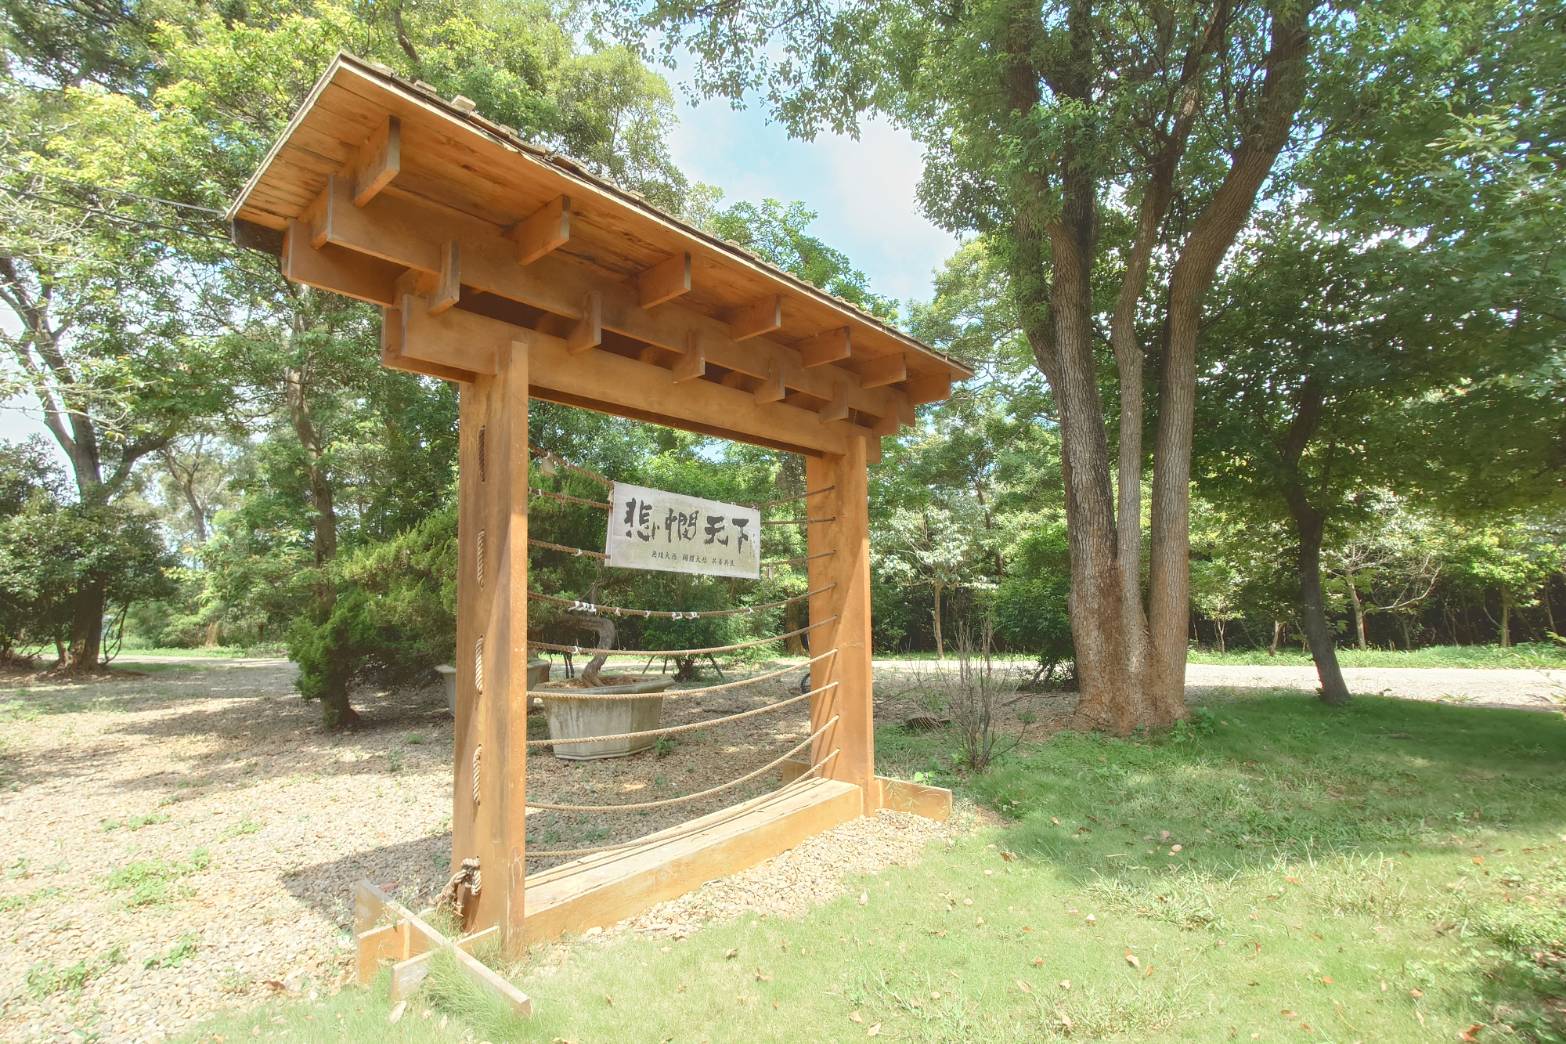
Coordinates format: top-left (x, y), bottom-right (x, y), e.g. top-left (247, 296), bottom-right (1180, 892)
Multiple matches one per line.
top-left (0, 84), bottom-right (232, 670)
top-left (630, 0), bottom-right (1331, 731)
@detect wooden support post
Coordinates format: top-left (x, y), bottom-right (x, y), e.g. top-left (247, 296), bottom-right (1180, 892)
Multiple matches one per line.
top-left (430, 241), bottom-right (460, 315)
top-left (806, 437), bottom-right (877, 812)
top-left (672, 331), bottom-right (705, 383)
top-left (454, 340), bottom-right (530, 954)
top-left (566, 290), bottom-right (602, 354)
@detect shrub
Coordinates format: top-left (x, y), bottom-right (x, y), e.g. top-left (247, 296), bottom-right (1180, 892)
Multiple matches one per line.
top-left (992, 523), bottom-right (1074, 688)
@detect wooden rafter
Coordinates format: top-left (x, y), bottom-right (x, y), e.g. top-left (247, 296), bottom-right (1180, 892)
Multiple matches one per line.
top-left (300, 180), bottom-right (914, 427)
top-left (507, 195), bottom-right (571, 265)
top-left (351, 116), bottom-right (400, 207)
top-left (798, 327), bottom-right (851, 368)
top-left (637, 252), bottom-right (691, 308)
top-left (729, 295), bottom-right (782, 342)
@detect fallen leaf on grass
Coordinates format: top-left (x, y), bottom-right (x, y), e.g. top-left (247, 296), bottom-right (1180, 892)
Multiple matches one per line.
top-left (1015, 979), bottom-right (1033, 994)
top-left (1001, 850), bottom-right (1017, 862)
top-left (1032, 957), bottom-right (1045, 967)
top-left (1124, 952), bottom-right (1140, 970)
top-left (848, 1011), bottom-right (864, 1024)
top-left (724, 948), bottom-right (738, 960)
top-left (1057, 980), bottom-right (1071, 990)
top-left (388, 1002), bottom-right (406, 1025)
top-left (1460, 1024), bottom-right (1485, 1042)
top-left (1410, 989), bottom-right (1424, 999)
top-left (755, 969), bottom-right (772, 983)
top-left (867, 1023), bottom-right (882, 1037)
top-left (859, 891), bottom-right (868, 906)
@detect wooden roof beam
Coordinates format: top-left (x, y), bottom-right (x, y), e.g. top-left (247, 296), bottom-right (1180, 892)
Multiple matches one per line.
top-left (729, 295), bottom-right (782, 342)
top-left (351, 116), bottom-right (400, 207)
top-left (283, 220), bottom-right (398, 306)
top-left (302, 183), bottom-right (912, 425)
top-left (673, 332), bottom-right (705, 384)
top-left (798, 327), bottom-right (850, 368)
top-left (859, 353), bottom-right (907, 389)
top-left (638, 252), bottom-right (691, 309)
top-left (507, 196), bottom-right (570, 265)
top-left (386, 300), bottom-right (853, 455)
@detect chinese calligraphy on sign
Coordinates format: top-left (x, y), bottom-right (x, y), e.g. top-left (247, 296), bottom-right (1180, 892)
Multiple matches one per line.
top-left (604, 482), bottom-right (761, 578)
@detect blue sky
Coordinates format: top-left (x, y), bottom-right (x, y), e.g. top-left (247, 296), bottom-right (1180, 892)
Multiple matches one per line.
top-left (667, 95), bottom-right (961, 308)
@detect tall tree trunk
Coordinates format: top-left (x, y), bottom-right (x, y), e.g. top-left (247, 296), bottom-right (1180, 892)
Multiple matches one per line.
top-left (66, 577), bottom-right (107, 672)
top-left (932, 580), bottom-right (945, 660)
top-left (1215, 618), bottom-right (1226, 654)
top-left (1276, 375), bottom-right (1349, 704)
top-left (1499, 589), bottom-right (1512, 648)
top-left (1345, 572), bottom-right (1367, 649)
top-left (1269, 619), bottom-right (1284, 656)
top-left (1292, 505), bottom-right (1351, 704)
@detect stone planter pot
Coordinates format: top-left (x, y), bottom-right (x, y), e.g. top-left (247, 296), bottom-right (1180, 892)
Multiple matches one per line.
top-left (536, 676), bottom-right (674, 760)
top-left (435, 659), bottom-right (550, 716)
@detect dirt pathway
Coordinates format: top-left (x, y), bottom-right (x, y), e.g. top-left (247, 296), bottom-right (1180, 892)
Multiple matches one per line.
top-left (0, 657), bottom-right (953, 1042)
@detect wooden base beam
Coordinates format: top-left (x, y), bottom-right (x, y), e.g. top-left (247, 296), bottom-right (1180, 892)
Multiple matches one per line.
top-left (778, 761), bottom-right (954, 823)
top-left (521, 778), bottom-right (861, 944)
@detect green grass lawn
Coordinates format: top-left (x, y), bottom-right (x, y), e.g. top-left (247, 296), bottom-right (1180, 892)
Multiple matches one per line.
top-left (185, 692), bottom-right (1566, 1042)
top-left (1187, 642), bottom-right (1566, 669)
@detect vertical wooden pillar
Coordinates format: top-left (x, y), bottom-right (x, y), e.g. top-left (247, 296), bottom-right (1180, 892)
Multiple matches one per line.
top-left (452, 341), bottom-right (530, 954)
top-left (806, 434), bottom-right (878, 813)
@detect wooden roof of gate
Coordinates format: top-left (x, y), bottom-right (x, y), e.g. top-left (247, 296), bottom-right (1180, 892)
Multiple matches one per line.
top-left (228, 53), bottom-right (967, 456)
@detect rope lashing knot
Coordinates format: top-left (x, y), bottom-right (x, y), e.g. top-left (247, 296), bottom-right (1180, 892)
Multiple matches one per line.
top-left (435, 857), bottom-right (482, 919)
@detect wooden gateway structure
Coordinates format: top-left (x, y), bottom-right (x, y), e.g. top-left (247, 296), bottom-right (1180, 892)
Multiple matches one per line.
top-left (228, 53), bottom-right (969, 1011)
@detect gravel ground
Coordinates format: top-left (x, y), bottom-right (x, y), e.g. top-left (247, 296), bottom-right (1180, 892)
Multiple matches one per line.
top-left (2, 654), bottom-right (1552, 1041)
top-left (0, 656), bottom-right (962, 1042)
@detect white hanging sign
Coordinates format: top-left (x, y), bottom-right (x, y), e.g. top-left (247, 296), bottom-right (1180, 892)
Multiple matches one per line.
top-left (605, 481), bottom-right (761, 578)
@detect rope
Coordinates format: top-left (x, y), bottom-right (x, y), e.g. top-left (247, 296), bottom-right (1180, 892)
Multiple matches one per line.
top-left (528, 584), bottom-right (835, 620)
top-left (527, 683), bottom-right (835, 747)
top-left (530, 488), bottom-right (610, 511)
top-left (527, 616), bottom-right (835, 658)
top-left (747, 485), bottom-right (836, 509)
top-left (527, 649), bottom-right (836, 702)
top-left (530, 448), bottom-right (613, 488)
top-left (763, 516), bottom-right (837, 526)
top-left (524, 750), bottom-right (841, 859)
top-left (528, 538), bottom-right (608, 561)
top-left (524, 717), bottom-right (839, 813)
top-left (762, 550), bottom-right (836, 572)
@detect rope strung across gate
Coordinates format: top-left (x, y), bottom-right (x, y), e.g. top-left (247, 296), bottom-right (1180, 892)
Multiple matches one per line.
top-left (525, 683), bottom-right (835, 748)
top-left (523, 749), bottom-right (841, 860)
top-left (523, 716), bottom-right (839, 813)
top-left (528, 583), bottom-right (835, 620)
top-left (530, 447), bottom-right (613, 488)
top-left (526, 649), bottom-right (837, 702)
top-left (528, 538), bottom-right (608, 560)
top-left (530, 488), bottom-right (611, 511)
top-left (527, 616), bottom-right (836, 658)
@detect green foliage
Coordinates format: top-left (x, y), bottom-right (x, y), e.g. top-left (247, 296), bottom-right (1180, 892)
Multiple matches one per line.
top-left (105, 848), bottom-right (211, 908)
top-left (288, 505), bottom-right (457, 710)
top-left (0, 440), bottom-right (175, 658)
top-left (991, 525), bottom-right (1073, 683)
